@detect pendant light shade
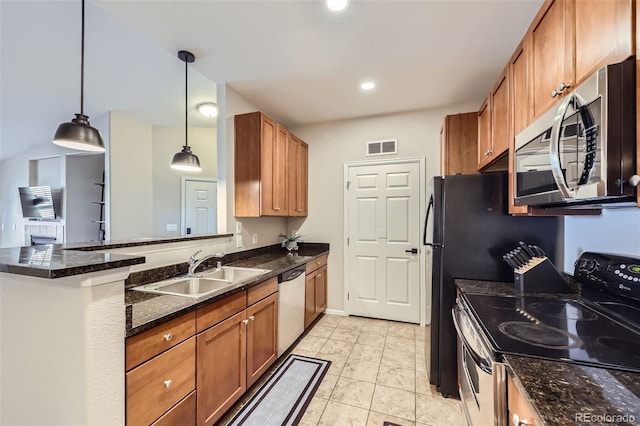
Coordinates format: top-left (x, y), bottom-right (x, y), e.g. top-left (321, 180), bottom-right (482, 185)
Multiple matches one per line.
top-left (171, 145), bottom-right (201, 171)
top-left (171, 50), bottom-right (201, 172)
top-left (53, 0), bottom-right (105, 152)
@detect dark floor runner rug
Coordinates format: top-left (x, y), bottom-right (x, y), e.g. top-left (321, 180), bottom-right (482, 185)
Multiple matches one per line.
top-left (227, 354), bottom-right (331, 426)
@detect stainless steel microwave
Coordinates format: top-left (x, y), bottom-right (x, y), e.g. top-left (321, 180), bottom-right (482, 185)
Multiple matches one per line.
top-left (514, 58), bottom-right (637, 207)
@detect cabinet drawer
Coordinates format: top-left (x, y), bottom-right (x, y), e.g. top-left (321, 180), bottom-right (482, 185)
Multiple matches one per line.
top-left (126, 312), bottom-right (195, 371)
top-left (196, 291), bottom-right (247, 333)
top-left (151, 391), bottom-right (195, 426)
top-left (247, 277), bottom-right (278, 306)
top-left (126, 338), bottom-right (196, 426)
top-left (306, 255), bottom-right (328, 275)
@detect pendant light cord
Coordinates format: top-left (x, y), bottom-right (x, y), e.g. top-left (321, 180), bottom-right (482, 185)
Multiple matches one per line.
top-left (185, 58), bottom-right (189, 147)
top-left (80, 0), bottom-right (85, 116)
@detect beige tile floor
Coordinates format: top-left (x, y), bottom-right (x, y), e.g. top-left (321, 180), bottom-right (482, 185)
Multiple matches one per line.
top-left (221, 314), bottom-right (466, 426)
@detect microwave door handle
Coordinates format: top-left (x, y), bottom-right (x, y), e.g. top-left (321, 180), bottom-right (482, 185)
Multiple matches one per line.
top-left (550, 92), bottom-right (588, 199)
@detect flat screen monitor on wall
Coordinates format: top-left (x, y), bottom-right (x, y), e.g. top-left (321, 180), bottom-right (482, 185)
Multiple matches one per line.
top-left (18, 186), bottom-right (57, 220)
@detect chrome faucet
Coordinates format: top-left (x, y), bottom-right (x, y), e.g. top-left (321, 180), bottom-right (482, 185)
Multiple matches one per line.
top-left (187, 250), bottom-right (225, 276)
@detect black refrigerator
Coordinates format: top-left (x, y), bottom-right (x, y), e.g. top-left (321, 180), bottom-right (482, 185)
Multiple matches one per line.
top-left (424, 173), bottom-right (559, 397)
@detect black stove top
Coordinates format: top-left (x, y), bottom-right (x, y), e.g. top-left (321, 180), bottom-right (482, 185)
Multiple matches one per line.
top-left (464, 293), bottom-right (640, 373)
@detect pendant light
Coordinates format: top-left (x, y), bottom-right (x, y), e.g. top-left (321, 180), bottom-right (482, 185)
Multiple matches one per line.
top-left (53, 0), bottom-right (105, 152)
top-left (171, 50), bottom-right (201, 172)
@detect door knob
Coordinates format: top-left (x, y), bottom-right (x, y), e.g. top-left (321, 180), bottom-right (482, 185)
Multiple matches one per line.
top-left (405, 248), bottom-right (418, 254)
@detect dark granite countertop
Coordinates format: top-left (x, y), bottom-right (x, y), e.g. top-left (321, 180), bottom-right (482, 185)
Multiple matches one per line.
top-left (63, 233), bottom-right (232, 251)
top-left (125, 244), bottom-right (329, 337)
top-left (0, 244), bottom-right (145, 279)
top-left (505, 355), bottom-right (640, 425)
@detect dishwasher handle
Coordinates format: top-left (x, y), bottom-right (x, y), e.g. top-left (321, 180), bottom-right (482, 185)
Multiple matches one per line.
top-left (278, 266), bottom-right (306, 283)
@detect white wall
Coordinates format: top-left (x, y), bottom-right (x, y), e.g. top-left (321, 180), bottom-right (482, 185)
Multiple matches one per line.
top-left (290, 102), bottom-right (480, 312)
top-left (151, 126), bottom-right (217, 237)
top-left (65, 154), bottom-right (105, 243)
top-left (108, 112), bottom-right (154, 240)
top-left (219, 84), bottom-right (288, 249)
top-left (563, 208), bottom-right (640, 273)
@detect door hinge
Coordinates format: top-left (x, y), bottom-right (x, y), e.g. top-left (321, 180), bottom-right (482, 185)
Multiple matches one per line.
top-left (347, 292), bottom-right (350, 301)
top-left (346, 181), bottom-right (351, 190)
top-left (347, 237), bottom-right (349, 246)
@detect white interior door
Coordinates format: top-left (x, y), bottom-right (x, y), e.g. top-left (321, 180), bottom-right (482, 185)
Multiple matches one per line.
top-left (346, 161), bottom-right (421, 323)
top-left (184, 179), bottom-right (217, 235)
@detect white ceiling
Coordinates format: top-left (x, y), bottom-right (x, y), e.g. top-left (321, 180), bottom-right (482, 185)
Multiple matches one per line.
top-left (1, 0), bottom-right (543, 161)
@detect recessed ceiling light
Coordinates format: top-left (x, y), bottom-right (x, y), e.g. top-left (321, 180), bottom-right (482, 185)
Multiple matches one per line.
top-left (327, 0), bottom-right (348, 12)
top-left (360, 81), bottom-right (376, 91)
top-left (196, 102), bottom-right (218, 118)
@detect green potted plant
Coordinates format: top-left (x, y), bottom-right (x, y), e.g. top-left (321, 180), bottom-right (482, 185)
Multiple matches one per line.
top-left (279, 231), bottom-right (303, 255)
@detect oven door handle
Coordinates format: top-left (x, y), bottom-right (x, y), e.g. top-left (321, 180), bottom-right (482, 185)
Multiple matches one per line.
top-left (452, 305), bottom-right (492, 375)
top-left (549, 91), bottom-right (588, 199)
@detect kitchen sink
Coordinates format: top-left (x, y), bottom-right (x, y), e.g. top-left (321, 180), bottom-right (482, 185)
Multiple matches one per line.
top-left (201, 266), bottom-right (270, 282)
top-left (131, 267), bottom-right (270, 298)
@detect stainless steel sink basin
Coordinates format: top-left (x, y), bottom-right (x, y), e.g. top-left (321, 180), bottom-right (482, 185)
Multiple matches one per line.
top-left (201, 266), bottom-right (270, 282)
top-left (131, 267), bottom-right (270, 298)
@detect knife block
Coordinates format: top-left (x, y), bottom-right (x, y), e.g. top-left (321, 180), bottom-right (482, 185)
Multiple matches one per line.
top-left (514, 257), bottom-right (573, 294)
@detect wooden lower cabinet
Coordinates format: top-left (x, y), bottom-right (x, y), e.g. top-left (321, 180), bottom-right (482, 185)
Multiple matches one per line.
top-left (196, 290), bottom-right (278, 425)
top-left (151, 392), bottom-right (196, 426)
top-left (507, 373), bottom-right (541, 426)
top-left (305, 263), bottom-right (328, 328)
top-left (126, 338), bottom-right (196, 426)
top-left (246, 292), bottom-right (278, 387)
top-left (197, 311), bottom-right (247, 426)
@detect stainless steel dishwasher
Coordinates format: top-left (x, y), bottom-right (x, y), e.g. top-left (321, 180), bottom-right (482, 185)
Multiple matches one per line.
top-left (277, 266), bottom-right (306, 356)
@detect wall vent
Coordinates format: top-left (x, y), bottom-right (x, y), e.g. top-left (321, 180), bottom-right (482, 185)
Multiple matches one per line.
top-left (366, 139), bottom-right (397, 156)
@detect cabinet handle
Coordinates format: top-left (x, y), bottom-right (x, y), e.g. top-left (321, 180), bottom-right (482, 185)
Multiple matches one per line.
top-left (163, 380), bottom-right (172, 388)
top-left (163, 333), bottom-right (173, 342)
top-left (249, 315), bottom-right (255, 321)
top-left (551, 89), bottom-right (560, 98)
top-left (317, 261), bottom-right (321, 265)
top-left (558, 82), bottom-right (571, 92)
top-left (512, 413), bottom-right (529, 426)
top-left (317, 274), bottom-right (322, 278)
top-left (274, 207), bottom-right (281, 212)
top-left (242, 319), bottom-right (249, 325)
top-left (484, 150), bottom-right (491, 157)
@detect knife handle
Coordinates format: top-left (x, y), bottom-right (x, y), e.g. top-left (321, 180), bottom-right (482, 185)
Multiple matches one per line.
top-left (519, 241), bottom-right (537, 258)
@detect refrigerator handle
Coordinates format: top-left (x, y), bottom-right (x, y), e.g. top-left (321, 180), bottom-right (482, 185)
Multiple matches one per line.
top-left (423, 195), bottom-right (433, 246)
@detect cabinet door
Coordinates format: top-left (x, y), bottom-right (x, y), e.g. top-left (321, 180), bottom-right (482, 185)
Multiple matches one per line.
top-left (509, 41), bottom-right (531, 215)
top-left (491, 66), bottom-right (510, 161)
top-left (246, 293), bottom-right (278, 388)
top-left (477, 97), bottom-right (491, 169)
top-left (530, 0), bottom-right (572, 119)
top-left (196, 311), bottom-right (247, 426)
top-left (304, 273), bottom-right (316, 328)
top-left (260, 117), bottom-right (288, 216)
top-left (574, 0), bottom-right (634, 85)
top-left (442, 114), bottom-right (479, 175)
top-left (315, 266), bottom-right (327, 314)
top-left (288, 135), bottom-right (308, 217)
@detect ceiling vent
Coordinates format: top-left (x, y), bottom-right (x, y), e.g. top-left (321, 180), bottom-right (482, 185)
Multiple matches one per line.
top-left (366, 139), bottom-right (397, 156)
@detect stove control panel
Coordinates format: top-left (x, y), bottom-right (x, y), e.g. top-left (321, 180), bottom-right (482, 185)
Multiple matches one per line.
top-left (575, 252), bottom-right (640, 300)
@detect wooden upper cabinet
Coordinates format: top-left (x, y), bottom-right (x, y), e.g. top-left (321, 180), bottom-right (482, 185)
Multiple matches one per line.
top-left (574, 0), bottom-right (634, 85)
top-left (440, 112), bottom-right (478, 176)
top-left (235, 111), bottom-right (310, 217)
top-left (509, 41), bottom-right (532, 215)
top-left (530, 0), bottom-right (572, 119)
top-left (490, 66), bottom-right (510, 160)
top-left (477, 97), bottom-right (492, 169)
top-left (288, 134), bottom-right (308, 216)
top-left (261, 123), bottom-right (289, 216)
